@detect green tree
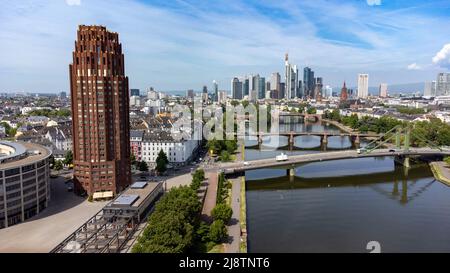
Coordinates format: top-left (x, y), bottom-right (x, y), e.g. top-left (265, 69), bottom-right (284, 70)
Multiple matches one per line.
top-left (225, 140), bottom-right (237, 153)
top-left (208, 220), bottom-right (227, 243)
top-left (130, 153), bottom-right (136, 166)
top-left (155, 150), bottom-right (168, 174)
top-left (192, 169), bottom-right (205, 181)
top-left (132, 186), bottom-right (201, 253)
top-left (211, 203), bottom-right (233, 223)
top-left (331, 109), bottom-right (341, 121)
top-left (190, 169), bottom-right (204, 191)
top-left (444, 157), bottom-right (450, 166)
top-left (307, 107), bottom-right (317, 114)
top-left (230, 100), bottom-right (240, 107)
top-left (139, 161), bottom-right (149, 172)
top-left (220, 150), bottom-right (231, 162)
top-left (54, 160), bottom-right (63, 171)
top-left (63, 150), bottom-right (73, 165)
top-left (49, 155), bottom-right (55, 168)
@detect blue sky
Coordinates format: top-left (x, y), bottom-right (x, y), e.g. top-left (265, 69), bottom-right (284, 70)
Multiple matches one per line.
top-left (1, 0), bottom-right (450, 93)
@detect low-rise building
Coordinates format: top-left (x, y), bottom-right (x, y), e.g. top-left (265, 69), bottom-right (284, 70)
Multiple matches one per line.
top-left (141, 130), bottom-right (199, 168)
top-left (0, 141), bottom-right (51, 229)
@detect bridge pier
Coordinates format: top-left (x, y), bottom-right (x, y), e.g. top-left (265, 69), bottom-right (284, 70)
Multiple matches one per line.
top-left (286, 168), bottom-right (295, 177)
top-left (354, 134), bottom-right (360, 145)
top-left (289, 133), bottom-right (294, 151)
top-left (258, 133), bottom-right (263, 149)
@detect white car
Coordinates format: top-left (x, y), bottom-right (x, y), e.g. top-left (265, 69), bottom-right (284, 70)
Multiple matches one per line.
top-left (243, 161), bottom-right (250, 166)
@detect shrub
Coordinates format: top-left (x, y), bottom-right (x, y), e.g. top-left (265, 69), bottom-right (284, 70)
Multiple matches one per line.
top-left (211, 203), bottom-right (233, 223)
top-left (208, 220), bottom-right (227, 243)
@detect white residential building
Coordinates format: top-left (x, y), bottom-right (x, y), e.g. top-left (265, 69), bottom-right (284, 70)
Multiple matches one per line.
top-left (379, 83), bottom-right (388, 97)
top-left (141, 131), bottom-right (199, 167)
top-left (424, 81), bottom-right (436, 97)
top-left (436, 73), bottom-right (450, 96)
top-left (357, 74), bottom-right (369, 98)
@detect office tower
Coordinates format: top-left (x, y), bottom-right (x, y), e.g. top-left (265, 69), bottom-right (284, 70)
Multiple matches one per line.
top-left (231, 77), bottom-right (243, 99)
top-left (213, 80), bottom-right (218, 102)
top-left (70, 25), bottom-right (131, 196)
top-left (251, 74), bottom-right (260, 98)
top-left (130, 88), bottom-right (140, 97)
top-left (243, 78), bottom-right (250, 96)
top-left (436, 73), bottom-right (450, 96)
top-left (250, 90), bottom-right (257, 102)
top-left (218, 90), bottom-right (228, 104)
top-left (424, 81), bottom-right (436, 97)
top-left (357, 74), bottom-right (369, 98)
top-left (284, 54), bottom-right (298, 99)
top-left (187, 89), bottom-right (194, 99)
top-left (324, 85), bottom-right (332, 98)
top-left (202, 85), bottom-right (208, 102)
top-left (130, 95), bottom-right (140, 107)
top-left (340, 81), bottom-right (348, 101)
top-left (60, 91), bottom-right (67, 99)
top-left (303, 67), bottom-right (314, 98)
top-left (147, 87), bottom-right (158, 100)
top-left (379, 83), bottom-right (388, 98)
top-left (270, 72), bottom-right (281, 94)
top-left (314, 77), bottom-right (323, 100)
top-left (265, 81), bottom-right (271, 93)
top-left (258, 77), bottom-right (266, 99)
top-left (279, 82), bottom-right (285, 99)
top-left (348, 88), bottom-right (354, 98)
top-left (297, 80), bottom-right (303, 98)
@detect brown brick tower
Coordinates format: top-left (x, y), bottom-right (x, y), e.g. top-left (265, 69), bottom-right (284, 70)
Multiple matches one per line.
top-left (340, 81), bottom-right (348, 102)
top-left (69, 25), bottom-right (131, 197)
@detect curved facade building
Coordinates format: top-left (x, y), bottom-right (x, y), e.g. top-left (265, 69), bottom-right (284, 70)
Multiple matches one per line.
top-left (0, 141), bottom-right (51, 229)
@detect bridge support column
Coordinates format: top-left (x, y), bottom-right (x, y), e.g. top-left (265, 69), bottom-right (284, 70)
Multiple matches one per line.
top-left (322, 134), bottom-right (328, 144)
top-left (354, 134), bottom-right (360, 145)
top-left (289, 134), bottom-right (294, 151)
top-left (258, 133), bottom-right (263, 149)
top-left (403, 156), bottom-right (410, 168)
top-left (286, 168), bottom-right (295, 177)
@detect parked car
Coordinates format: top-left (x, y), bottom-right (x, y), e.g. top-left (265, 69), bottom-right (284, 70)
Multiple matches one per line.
top-left (66, 182), bottom-right (74, 192)
top-left (389, 149), bottom-right (396, 153)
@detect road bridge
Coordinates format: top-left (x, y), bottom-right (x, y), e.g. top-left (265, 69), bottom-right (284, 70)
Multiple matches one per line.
top-left (218, 148), bottom-right (450, 176)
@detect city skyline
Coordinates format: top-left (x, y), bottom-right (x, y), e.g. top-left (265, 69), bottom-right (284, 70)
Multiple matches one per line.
top-left (1, 0), bottom-right (450, 93)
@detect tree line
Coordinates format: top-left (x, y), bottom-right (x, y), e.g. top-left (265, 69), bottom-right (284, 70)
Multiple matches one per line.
top-left (323, 109), bottom-right (450, 147)
top-left (132, 169), bottom-right (233, 253)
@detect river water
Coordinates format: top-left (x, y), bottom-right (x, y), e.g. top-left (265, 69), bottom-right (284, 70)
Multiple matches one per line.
top-left (245, 121), bottom-right (450, 252)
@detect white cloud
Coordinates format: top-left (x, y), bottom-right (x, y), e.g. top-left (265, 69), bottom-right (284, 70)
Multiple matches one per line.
top-left (366, 0), bottom-right (382, 6)
top-left (432, 43), bottom-right (450, 69)
top-left (407, 63), bottom-right (422, 70)
top-left (66, 0), bottom-right (81, 6)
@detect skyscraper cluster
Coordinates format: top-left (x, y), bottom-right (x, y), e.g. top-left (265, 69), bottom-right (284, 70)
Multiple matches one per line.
top-left (231, 54), bottom-right (326, 101)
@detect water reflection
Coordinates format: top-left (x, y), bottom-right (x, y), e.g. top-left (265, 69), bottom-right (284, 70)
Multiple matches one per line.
top-left (244, 121), bottom-right (450, 253)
